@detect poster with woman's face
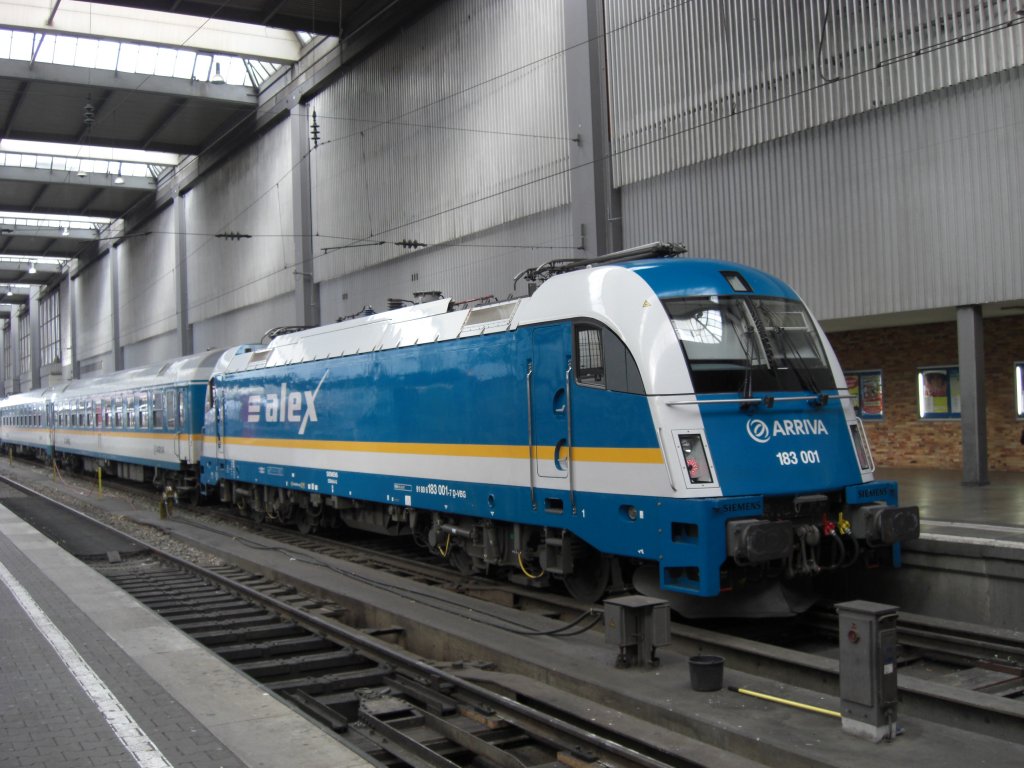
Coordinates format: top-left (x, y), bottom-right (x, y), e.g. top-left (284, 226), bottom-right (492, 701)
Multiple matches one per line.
top-left (860, 372), bottom-right (883, 417)
top-left (920, 368), bottom-right (961, 417)
top-left (921, 369), bottom-right (949, 416)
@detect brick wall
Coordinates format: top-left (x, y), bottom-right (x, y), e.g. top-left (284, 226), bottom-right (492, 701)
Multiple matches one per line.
top-left (827, 316), bottom-right (1024, 472)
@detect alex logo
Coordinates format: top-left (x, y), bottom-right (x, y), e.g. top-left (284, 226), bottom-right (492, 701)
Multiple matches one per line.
top-left (246, 372), bottom-right (327, 435)
top-left (746, 417), bottom-right (829, 444)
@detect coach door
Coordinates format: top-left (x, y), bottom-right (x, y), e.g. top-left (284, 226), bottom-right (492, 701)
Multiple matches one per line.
top-left (47, 400), bottom-right (55, 452)
top-left (170, 388), bottom-right (184, 461)
top-left (530, 324), bottom-right (571, 486)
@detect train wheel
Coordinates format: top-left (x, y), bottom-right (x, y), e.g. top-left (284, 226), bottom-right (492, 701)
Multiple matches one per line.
top-left (296, 509), bottom-right (320, 535)
top-left (562, 541), bottom-right (611, 604)
top-left (447, 546), bottom-right (475, 576)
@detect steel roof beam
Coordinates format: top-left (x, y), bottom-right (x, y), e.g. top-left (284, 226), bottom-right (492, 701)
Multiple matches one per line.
top-left (0, 58), bottom-right (256, 107)
top-left (0, 166), bottom-right (155, 191)
top-left (0, 224), bottom-right (96, 241)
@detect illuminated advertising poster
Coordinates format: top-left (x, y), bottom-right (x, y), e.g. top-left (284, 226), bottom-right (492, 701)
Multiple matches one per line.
top-left (860, 371), bottom-right (883, 418)
top-left (919, 367), bottom-right (959, 419)
top-left (846, 374), bottom-right (860, 407)
top-left (1017, 363), bottom-right (1024, 419)
top-left (847, 370), bottom-right (883, 420)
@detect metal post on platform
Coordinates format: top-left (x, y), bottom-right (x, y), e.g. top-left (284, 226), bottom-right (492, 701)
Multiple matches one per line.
top-left (836, 600), bottom-right (901, 742)
top-left (97, 466), bottom-right (103, 497)
top-left (603, 595), bottom-right (670, 668)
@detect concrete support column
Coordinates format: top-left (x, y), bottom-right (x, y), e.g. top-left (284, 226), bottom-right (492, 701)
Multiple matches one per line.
top-left (175, 194), bottom-right (194, 356)
top-left (0, 317), bottom-right (6, 397)
top-left (291, 103), bottom-right (318, 328)
top-left (11, 311), bottom-right (22, 393)
top-left (563, 0), bottom-right (621, 259)
top-left (957, 304), bottom-right (988, 486)
top-left (110, 248), bottom-right (123, 372)
top-left (28, 286), bottom-right (41, 390)
top-left (67, 270), bottom-right (79, 379)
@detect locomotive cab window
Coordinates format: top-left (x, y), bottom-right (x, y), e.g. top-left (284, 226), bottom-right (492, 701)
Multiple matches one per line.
top-left (573, 323), bottom-right (645, 394)
top-left (664, 295), bottom-right (832, 395)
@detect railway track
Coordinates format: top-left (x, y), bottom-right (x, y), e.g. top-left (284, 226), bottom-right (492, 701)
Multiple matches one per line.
top-left (0, 469), bottom-right (754, 768)
top-left (97, 554), bottom-right (716, 768)
top-left (4, 459), bottom-right (1024, 752)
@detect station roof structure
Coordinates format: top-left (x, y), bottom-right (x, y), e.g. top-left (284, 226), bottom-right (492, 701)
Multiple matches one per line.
top-left (0, 0), bottom-right (425, 312)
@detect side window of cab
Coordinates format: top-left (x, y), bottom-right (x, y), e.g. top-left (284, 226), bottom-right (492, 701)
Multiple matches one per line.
top-left (573, 323), bottom-right (645, 394)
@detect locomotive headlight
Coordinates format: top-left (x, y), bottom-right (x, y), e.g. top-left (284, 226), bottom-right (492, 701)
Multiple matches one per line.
top-left (849, 419), bottom-right (875, 472)
top-left (679, 434), bottom-right (714, 484)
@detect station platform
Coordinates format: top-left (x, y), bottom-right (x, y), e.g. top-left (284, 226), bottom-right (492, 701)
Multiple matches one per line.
top-left (0, 501), bottom-right (372, 768)
top-left (877, 467), bottom-right (1024, 530)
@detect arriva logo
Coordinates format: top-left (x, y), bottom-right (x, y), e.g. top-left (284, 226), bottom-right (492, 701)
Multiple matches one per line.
top-left (746, 417), bottom-right (829, 444)
top-left (246, 372), bottom-right (327, 435)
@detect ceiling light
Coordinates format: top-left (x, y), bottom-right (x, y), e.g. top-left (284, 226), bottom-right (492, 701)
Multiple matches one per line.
top-left (114, 175), bottom-right (124, 185)
top-left (61, 225), bottom-right (70, 237)
top-left (28, 262), bottom-right (36, 274)
top-left (210, 63), bottom-right (225, 85)
top-left (5, 287), bottom-right (12, 297)
top-left (76, 169), bottom-right (87, 178)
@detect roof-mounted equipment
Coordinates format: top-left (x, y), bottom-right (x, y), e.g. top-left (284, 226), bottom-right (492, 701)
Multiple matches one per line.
top-left (513, 241), bottom-right (687, 294)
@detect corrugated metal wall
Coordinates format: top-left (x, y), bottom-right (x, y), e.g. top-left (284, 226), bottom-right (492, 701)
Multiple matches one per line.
top-left (74, 255), bottom-right (114, 375)
top-left (607, 0), bottom-right (1024, 186)
top-left (622, 67), bottom-right (1024, 320)
top-left (184, 120), bottom-right (295, 325)
top-left (119, 204), bottom-right (178, 346)
top-left (123, 331), bottom-right (180, 370)
top-left (318, 206), bottom-right (571, 321)
top-left (308, 0), bottom-right (569, 286)
top-left (192, 292), bottom-right (293, 352)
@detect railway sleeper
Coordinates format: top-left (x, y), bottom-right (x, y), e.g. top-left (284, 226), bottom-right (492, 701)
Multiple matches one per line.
top-left (236, 649), bottom-right (365, 678)
top-left (264, 664), bottom-right (392, 694)
top-left (216, 636), bottom-right (337, 662)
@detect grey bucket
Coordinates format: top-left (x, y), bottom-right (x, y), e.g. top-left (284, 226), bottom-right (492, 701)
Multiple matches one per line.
top-left (688, 655), bottom-right (724, 691)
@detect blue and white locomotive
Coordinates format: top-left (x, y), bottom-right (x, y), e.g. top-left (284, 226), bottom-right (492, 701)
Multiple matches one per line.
top-left (0, 243), bottom-right (919, 615)
top-left (200, 243), bottom-right (919, 613)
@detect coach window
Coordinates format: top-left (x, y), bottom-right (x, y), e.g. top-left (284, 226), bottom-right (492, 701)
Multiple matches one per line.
top-left (166, 389), bottom-right (177, 429)
top-left (573, 323), bottom-right (646, 395)
top-left (153, 392), bottom-right (165, 429)
top-left (139, 392), bottom-right (149, 429)
top-left (115, 397), bottom-right (124, 428)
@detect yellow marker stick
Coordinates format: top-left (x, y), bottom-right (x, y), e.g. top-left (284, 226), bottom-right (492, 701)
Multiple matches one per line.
top-left (729, 687), bottom-right (841, 718)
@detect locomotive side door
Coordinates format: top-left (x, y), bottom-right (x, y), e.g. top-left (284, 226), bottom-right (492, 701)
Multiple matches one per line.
top-left (530, 324), bottom-right (571, 482)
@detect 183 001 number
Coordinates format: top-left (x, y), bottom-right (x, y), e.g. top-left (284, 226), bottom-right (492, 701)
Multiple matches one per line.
top-left (776, 449), bottom-right (821, 466)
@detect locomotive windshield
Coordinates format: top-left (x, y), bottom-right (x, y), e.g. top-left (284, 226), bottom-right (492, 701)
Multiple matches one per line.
top-left (664, 296), bottom-right (833, 395)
